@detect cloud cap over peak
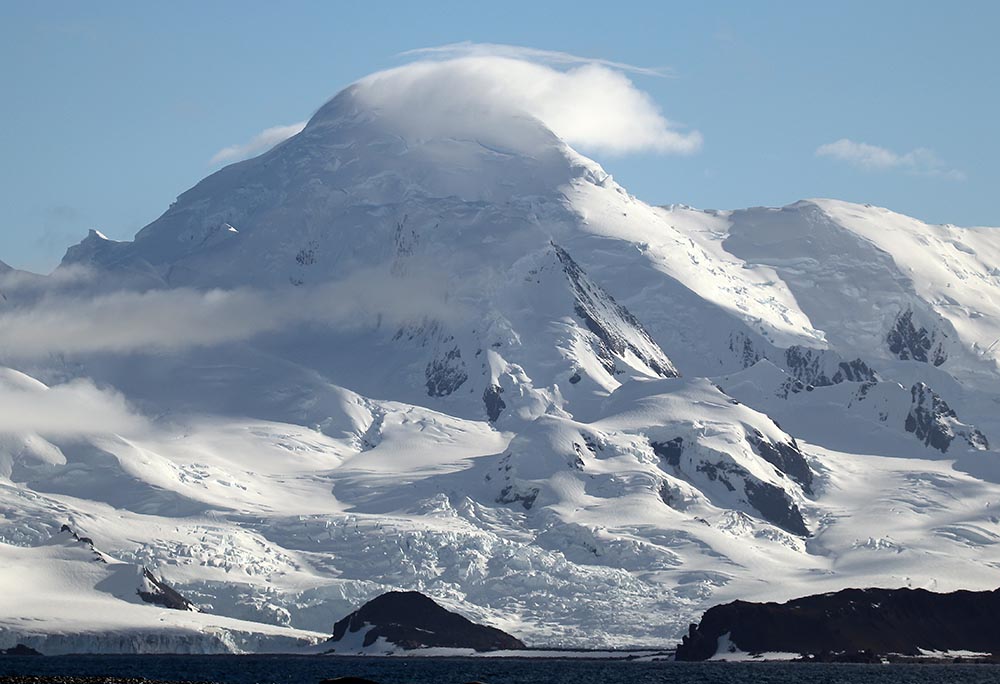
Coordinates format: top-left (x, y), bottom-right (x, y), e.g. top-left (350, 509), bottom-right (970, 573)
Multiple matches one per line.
top-left (208, 44), bottom-right (702, 165)
top-left (352, 50), bottom-right (701, 156)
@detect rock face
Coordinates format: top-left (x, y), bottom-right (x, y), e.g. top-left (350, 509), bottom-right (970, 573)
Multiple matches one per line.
top-left (675, 586), bottom-right (1000, 660)
top-left (329, 591), bottom-right (525, 651)
top-left (887, 309), bottom-right (947, 366)
top-left (905, 382), bottom-right (989, 453)
top-left (553, 243), bottom-right (678, 380)
top-left (136, 567), bottom-right (199, 612)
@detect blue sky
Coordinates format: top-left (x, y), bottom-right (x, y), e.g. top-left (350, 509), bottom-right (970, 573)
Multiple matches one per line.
top-left (2, 1), bottom-right (996, 272)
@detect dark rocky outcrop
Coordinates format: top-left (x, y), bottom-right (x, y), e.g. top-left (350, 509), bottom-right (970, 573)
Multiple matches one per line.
top-left (553, 243), bottom-right (678, 379)
top-left (651, 437), bottom-right (684, 467)
top-left (329, 591), bottom-right (525, 651)
top-left (887, 309), bottom-right (947, 366)
top-left (746, 430), bottom-right (813, 494)
top-left (784, 346), bottom-right (878, 389)
top-left (660, 440), bottom-right (810, 536)
top-left (906, 382), bottom-right (988, 453)
top-left (59, 525), bottom-right (197, 612)
top-left (496, 484), bottom-right (539, 510)
top-left (0, 644), bottom-right (42, 656)
top-left (137, 567), bottom-right (199, 612)
top-left (425, 344), bottom-right (468, 397)
top-left (729, 332), bottom-right (764, 369)
top-left (58, 524), bottom-right (106, 563)
top-left (743, 481), bottom-right (810, 537)
top-left (0, 678), bottom-right (214, 684)
top-left (676, 586), bottom-right (1000, 660)
top-left (482, 384), bottom-right (506, 423)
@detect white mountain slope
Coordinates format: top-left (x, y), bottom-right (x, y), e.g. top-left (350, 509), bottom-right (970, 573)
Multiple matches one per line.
top-left (1, 65), bottom-right (1000, 651)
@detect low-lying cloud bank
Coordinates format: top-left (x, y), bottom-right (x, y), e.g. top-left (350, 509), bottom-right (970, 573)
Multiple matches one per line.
top-left (0, 372), bottom-right (146, 436)
top-left (0, 268), bottom-right (455, 359)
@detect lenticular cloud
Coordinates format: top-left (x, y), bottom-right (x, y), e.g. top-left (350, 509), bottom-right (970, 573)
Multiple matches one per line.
top-left (210, 47), bottom-right (702, 165)
top-left (355, 55), bottom-right (702, 156)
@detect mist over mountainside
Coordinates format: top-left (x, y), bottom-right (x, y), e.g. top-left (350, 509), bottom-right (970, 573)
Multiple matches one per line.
top-left (1, 57), bottom-right (1000, 653)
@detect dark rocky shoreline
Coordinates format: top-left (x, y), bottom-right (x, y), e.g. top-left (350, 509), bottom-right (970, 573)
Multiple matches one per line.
top-left (676, 586), bottom-right (1000, 661)
top-left (0, 678), bottom-right (217, 684)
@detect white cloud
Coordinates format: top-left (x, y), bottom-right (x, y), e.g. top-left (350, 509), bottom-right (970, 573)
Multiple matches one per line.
top-left (211, 44), bottom-right (700, 162)
top-left (0, 267), bottom-right (457, 359)
top-left (400, 42), bottom-right (674, 78)
top-left (209, 121), bottom-right (306, 166)
top-left (353, 52), bottom-right (702, 156)
top-left (0, 372), bottom-right (146, 436)
top-left (816, 138), bottom-right (965, 181)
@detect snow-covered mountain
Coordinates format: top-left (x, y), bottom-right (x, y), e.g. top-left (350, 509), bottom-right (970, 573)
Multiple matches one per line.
top-left (2, 67), bottom-right (1000, 652)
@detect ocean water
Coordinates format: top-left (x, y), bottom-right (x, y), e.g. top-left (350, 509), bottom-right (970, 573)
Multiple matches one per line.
top-left (3, 655), bottom-right (1000, 684)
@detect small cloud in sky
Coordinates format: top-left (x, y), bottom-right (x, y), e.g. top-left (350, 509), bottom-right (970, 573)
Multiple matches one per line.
top-left (209, 121), bottom-right (306, 166)
top-left (816, 138), bottom-right (965, 181)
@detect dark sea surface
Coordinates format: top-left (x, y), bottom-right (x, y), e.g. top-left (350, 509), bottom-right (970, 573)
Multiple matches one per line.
top-left (3, 655), bottom-right (1000, 684)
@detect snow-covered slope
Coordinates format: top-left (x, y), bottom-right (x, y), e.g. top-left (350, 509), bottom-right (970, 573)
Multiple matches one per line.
top-left (2, 65), bottom-right (1000, 651)
top-left (0, 527), bottom-right (322, 654)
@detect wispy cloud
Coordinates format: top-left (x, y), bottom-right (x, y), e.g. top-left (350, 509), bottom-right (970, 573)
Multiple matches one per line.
top-left (0, 267), bottom-right (458, 359)
top-left (400, 42), bottom-right (673, 78)
top-left (209, 121), bottom-right (306, 166)
top-left (0, 371), bottom-right (146, 436)
top-left (816, 138), bottom-right (965, 181)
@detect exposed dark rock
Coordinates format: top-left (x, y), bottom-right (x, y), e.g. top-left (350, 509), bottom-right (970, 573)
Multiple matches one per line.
top-left (729, 332), bottom-right (763, 369)
top-left (496, 484), bottom-right (539, 510)
top-left (696, 460), bottom-right (738, 492)
top-left (0, 679), bottom-right (215, 684)
top-left (746, 429), bottom-right (813, 494)
top-left (668, 446), bottom-right (809, 535)
top-left (552, 244), bottom-right (678, 379)
top-left (676, 586), bottom-right (1000, 661)
top-left (0, 644), bottom-right (42, 656)
top-left (833, 358), bottom-right (879, 384)
top-left (482, 384), bottom-right (505, 423)
top-left (887, 309), bottom-right (947, 366)
top-left (58, 524), bottom-right (106, 563)
top-left (651, 437), bottom-right (684, 467)
top-left (425, 344), bottom-right (468, 397)
top-left (319, 678), bottom-right (380, 684)
top-left (137, 567), bottom-right (199, 612)
top-left (743, 481), bottom-right (810, 537)
top-left (329, 591), bottom-right (525, 651)
top-left (905, 382), bottom-right (988, 452)
top-left (784, 346), bottom-right (878, 389)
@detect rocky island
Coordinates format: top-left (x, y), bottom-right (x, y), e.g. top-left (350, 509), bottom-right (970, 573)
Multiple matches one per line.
top-left (327, 591), bottom-right (525, 652)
